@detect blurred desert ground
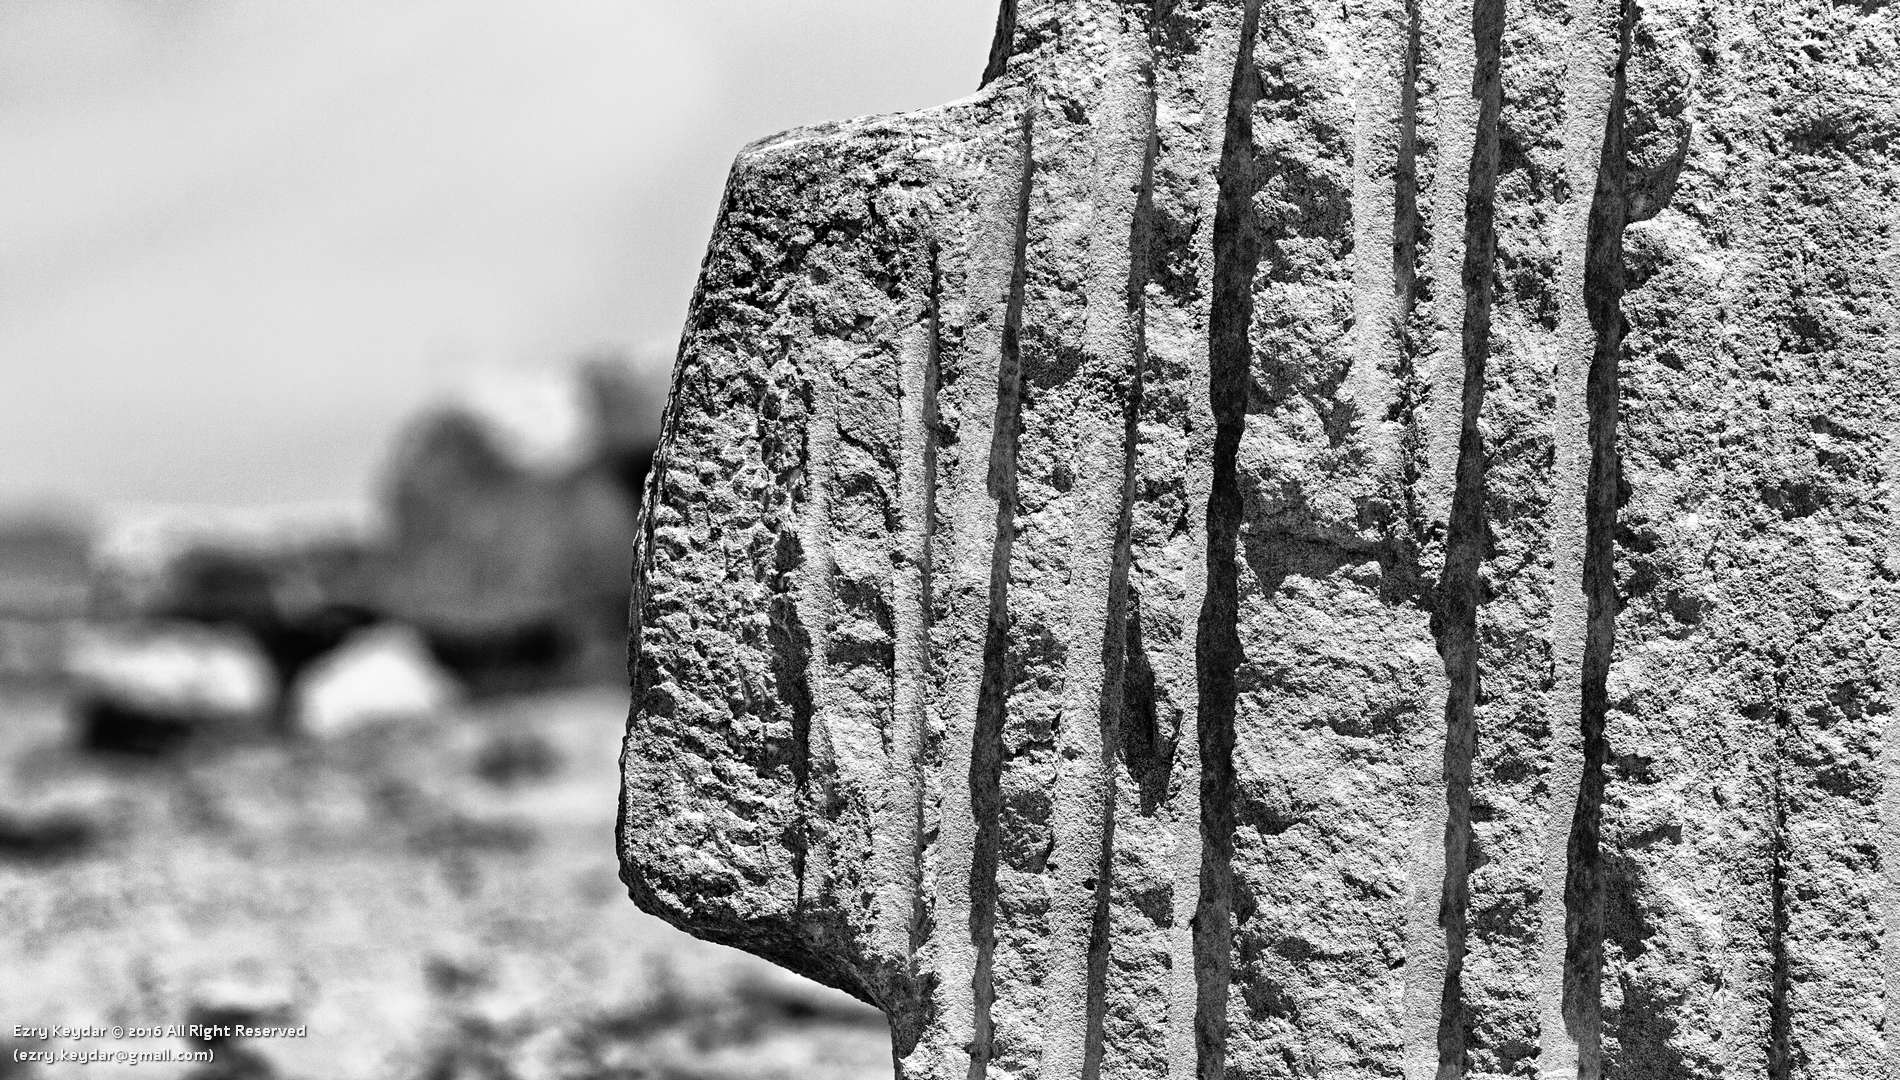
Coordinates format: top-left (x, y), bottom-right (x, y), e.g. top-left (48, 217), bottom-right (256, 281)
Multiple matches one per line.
top-left (0, 356), bottom-right (910, 1080)
top-left (0, 2), bottom-right (996, 1077)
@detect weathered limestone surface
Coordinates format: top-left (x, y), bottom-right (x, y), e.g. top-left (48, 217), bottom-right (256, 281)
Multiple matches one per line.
top-left (620, 1), bottom-right (1899, 1077)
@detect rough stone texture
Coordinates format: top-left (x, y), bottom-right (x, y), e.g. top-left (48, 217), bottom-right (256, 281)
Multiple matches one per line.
top-left (619, 2), bottom-right (1898, 1077)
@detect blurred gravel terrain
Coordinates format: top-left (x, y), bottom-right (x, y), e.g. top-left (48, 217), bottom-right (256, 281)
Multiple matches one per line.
top-left (0, 684), bottom-right (892, 1080)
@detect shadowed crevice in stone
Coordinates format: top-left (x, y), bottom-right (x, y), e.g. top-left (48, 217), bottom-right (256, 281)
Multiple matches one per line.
top-left (1193, 5), bottom-right (1261, 1077)
top-left (769, 528), bottom-right (816, 907)
top-left (896, 241), bottom-right (947, 1059)
top-left (768, 529), bottom-right (816, 796)
top-left (1565, 3), bottom-right (1634, 1073)
top-left (1390, 0), bottom-right (1431, 596)
top-left (1393, 0), bottom-right (1424, 315)
top-left (969, 102), bottom-right (1036, 1080)
top-left (1434, 0), bottom-right (1505, 1073)
top-left (1120, 595), bottom-right (1174, 815)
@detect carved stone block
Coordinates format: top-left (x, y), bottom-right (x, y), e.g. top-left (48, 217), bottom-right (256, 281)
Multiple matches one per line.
top-left (621, 3), bottom-right (1898, 1076)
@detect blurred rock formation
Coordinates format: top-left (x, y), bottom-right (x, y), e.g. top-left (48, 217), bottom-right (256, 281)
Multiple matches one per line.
top-left (378, 396), bottom-right (633, 692)
top-left (0, 511), bottom-right (90, 684)
top-left (290, 625), bottom-right (460, 739)
top-left (27, 356), bottom-right (657, 747)
top-left (66, 621), bottom-right (275, 754)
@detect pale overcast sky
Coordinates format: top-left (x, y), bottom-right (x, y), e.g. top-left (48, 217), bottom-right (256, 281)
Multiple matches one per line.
top-left (0, 0), bottom-right (995, 514)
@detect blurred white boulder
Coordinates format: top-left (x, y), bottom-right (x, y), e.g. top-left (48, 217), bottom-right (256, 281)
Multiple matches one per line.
top-left (66, 621), bottom-right (277, 752)
top-left (67, 621), bottom-right (275, 720)
top-left (291, 625), bottom-right (460, 738)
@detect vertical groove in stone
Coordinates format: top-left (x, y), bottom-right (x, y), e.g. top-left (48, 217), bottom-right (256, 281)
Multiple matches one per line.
top-left (759, 313), bottom-right (822, 912)
top-left (1562, 1), bottom-right (1629, 1073)
top-left (922, 246), bottom-right (945, 969)
top-left (769, 532), bottom-right (816, 795)
top-left (1193, 4), bottom-right (1261, 1077)
top-left (1379, 0), bottom-right (1455, 1072)
top-left (1132, 8), bottom-right (1243, 1078)
top-left (969, 103), bottom-right (1037, 1080)
top-left (919, 95), bottom-right (1036, 1080)
top-left (1393, 0), bottom-right (1423, 314)
top-left (1343, 2), bottom-right (1407, 452)
top-left (890, 242), bottom-right (946, 1058)
top-left (1536, 0), bottom-right (1617, 1068)
top-left (919, 248), bottom-right (944, 972)
top-left (1012, 18), bottom-right (1156, 1072)
top-left (1084, 56), bottom-right (1161, 1080)
top-left (1084, 656), bottom-right (1122, 1080)
top-left (1882, 183), bottom-right (1900, 1080)
top-left (1433, 0), bottom-right (1504, 1073)
top-left (782, 361), bottom-right (835, 915)
top-left (1392, 3), bottom-right (1439, 1073)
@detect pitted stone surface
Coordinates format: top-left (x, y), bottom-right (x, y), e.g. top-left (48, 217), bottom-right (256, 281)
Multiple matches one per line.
top-left (620, 3), bottom-right (1899, 1078)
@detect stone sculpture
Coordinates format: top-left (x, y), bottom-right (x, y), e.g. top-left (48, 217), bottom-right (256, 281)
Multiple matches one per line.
top-left (620, 1), bottom-right (1896, 1076)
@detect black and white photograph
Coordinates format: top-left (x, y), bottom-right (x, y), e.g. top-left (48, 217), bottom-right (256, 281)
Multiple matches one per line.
top-left (2, 1), bottom-right (1896, 1078)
